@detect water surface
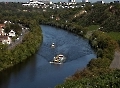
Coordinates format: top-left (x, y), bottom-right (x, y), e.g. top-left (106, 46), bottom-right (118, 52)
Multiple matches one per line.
top-left (0, 25), bottom-right (96, 88)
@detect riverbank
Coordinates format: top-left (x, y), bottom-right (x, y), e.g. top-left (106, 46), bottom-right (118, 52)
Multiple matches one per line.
top-left (0, 23), bottom-right (43, 72)
top-left (85, 28), bottom-right (120, 70)
top-left (55, 29), bottom-right (120, 88)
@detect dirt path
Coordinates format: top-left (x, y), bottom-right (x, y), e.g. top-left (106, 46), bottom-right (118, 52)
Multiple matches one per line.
top-left (110, 51), bottom-right (120, 69)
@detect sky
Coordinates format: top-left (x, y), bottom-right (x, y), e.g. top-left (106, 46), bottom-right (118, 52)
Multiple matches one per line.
top-left (0, 0), bottom-right (117, 3)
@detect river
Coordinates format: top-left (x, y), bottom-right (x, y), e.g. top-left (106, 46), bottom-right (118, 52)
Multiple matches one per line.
top-left (0, 25), bottom-right (96, 88)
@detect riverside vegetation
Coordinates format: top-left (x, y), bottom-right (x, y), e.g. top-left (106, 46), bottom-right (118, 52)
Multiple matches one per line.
top-left (0, 3), bottom-right (43, 71)
top-left (0, 2), bottom-right (120, 87)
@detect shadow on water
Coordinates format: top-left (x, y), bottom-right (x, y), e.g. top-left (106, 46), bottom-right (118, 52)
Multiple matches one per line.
top-left (0, 55), bottom-right (36, 88)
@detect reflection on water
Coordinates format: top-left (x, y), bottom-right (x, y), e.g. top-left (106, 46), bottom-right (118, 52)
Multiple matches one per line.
top-left (0, 25), bottom-right (96, 88)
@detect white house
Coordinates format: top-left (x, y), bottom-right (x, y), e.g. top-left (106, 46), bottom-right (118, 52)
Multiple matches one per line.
top-left (68, 0), bottom-right (76, 3)
top-left (9, 30), bottom-right (16, 37)
top-left (22, 0), bottom-right (50, 6)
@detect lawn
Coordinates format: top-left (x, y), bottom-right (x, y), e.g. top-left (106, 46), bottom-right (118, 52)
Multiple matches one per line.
top-left (85, 25), bottom-right (100, 39)
top-left (108, 32), bottom-right (120, 41)
top-left (88, 25), bottom-right (100, 31)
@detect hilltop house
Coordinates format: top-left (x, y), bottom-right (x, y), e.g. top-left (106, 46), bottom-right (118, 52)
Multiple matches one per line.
top-left (0, 23), bottom-right (12, 44)
top-left (9, 30), bottom-right (16, 37)
top-left (0, 24), bottom-right (5, 36)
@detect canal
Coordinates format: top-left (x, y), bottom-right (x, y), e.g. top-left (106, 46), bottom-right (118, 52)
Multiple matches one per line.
top-left (0, 25), bottom-right (96, 88)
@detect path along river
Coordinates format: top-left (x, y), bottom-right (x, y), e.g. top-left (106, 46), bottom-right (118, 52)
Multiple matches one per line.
top-left (0, 25), bottom-right (96, 88)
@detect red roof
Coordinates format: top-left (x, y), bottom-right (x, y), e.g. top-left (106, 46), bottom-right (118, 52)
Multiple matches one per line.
top-left (0, 24), bottom-right (5, 29)
top-left (0, 36), bottom-right (8, 42)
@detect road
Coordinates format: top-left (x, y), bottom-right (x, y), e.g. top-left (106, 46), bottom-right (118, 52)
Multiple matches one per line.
top-left (110, 51), bottom-right (120, 69)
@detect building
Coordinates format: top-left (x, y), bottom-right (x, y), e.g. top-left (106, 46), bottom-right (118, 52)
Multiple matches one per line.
top-left (30, 0), bottom-right (50, 4)
top-left (39, 0), bottom-right (50, 4)
top-left (0, 24), bottom-right (12, 45)
top-left (0, 24), bottom-right (5, 36)
top-left (68, 0), bottom-right (76, 3)
top-left (9, 30), bottom-right (16, 37)
top-left (68, 0), bottom-right (76, 5)
top-left (22, 0), bottom-right (50, 6)
top-left (82, 0), bottom-right (88, 3)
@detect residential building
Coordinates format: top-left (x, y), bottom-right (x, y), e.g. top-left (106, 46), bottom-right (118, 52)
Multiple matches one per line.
top-left (0, 24), bottom-right (5, 36)
top-left (29, 0), bottom-right (50, 4)
top-left (39, 0), bottom-right (50, 4)
top-left (9, 30), bottom-right (16, 37)
top-left (22, 0), bottom-right (50, 6)
top-left (0, 23), bottom-right (12, 44)
top-left (68, 0), bottom-right (76, 3)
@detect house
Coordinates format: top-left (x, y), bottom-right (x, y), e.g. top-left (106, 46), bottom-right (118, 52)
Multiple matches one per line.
top-left (22, 0), bottom-right (49, 6)
top-left (0, 23), bottom-right (12, 44)
top-left (0, 24), bottom-right (5, 36)
top-left (0, 36), bottom-right (12, 44)
top-left (9, 30), bottom-right (16, 37)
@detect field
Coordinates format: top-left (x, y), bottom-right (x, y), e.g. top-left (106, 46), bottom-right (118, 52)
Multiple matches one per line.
top-left (87, 25), bottom-right (120, 41)
top-left (88, 25), bottom-right (100, 31)
top-left (85, 25), bottom-right (100, 39)
top-left (108, 32), bottom-right (120, 41)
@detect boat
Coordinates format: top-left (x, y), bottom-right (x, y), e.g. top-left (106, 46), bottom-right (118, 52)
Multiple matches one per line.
top-left (50, 54), bottom-right (66, 64)
top-left (51, 43), bottom-right (55, 48)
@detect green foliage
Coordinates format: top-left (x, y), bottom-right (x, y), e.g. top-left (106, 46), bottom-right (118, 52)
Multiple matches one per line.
top-left (108, 32), bottom-right (120, 41)
top-left (4, 22), bottom-right (22, 35)
top-left (90, 31), bottom-right (118, 59)
top-left (88, 58), bottom-right (111, 70)
top-left (87, 25), bottom-right (100, 31)
top-left (4, 26), bottom-right (10, 33)
top-left (0, 17), bottom-right (42, 71)
top-left (56, 70), bottom-right (120, 88)
top-left (0, 2), bottom-right (120, 88)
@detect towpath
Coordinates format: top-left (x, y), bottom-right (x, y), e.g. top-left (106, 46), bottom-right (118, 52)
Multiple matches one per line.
top-left (110, 50), bottom-right (120, 69)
